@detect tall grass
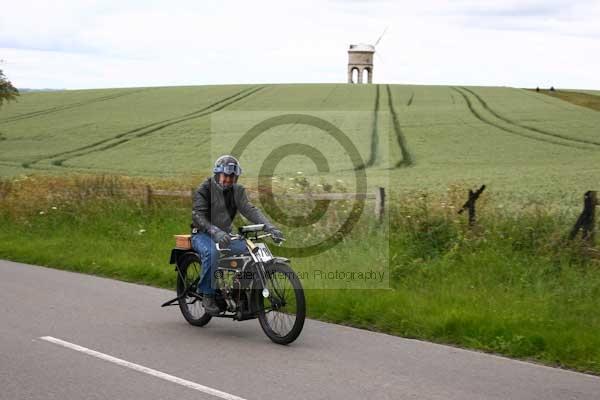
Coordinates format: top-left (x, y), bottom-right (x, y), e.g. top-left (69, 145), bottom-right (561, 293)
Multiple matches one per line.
top-left (1, 175), bottom-right (599, 374)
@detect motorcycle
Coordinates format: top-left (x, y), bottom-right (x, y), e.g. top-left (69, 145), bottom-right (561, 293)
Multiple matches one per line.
top-left (162, 224), bottom-right (305, 345)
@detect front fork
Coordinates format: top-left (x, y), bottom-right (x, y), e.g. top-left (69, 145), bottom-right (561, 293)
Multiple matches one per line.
top-left (245, 238), bottom-right (270, 299)
top-left (251, 261), bottom-right (271, 299)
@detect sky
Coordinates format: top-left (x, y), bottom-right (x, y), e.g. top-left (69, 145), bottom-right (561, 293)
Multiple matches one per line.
top-left (1, 0), bottom-right (600, 90)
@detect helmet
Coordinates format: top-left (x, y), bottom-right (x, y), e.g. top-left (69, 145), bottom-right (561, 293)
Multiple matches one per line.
top-left (213, 155), bottom-right (242, 188)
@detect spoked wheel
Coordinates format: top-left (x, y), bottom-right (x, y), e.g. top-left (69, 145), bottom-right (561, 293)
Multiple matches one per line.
top-left (257, 261), bottom-right (306, 345)
top-left (176, 253), bottom-right (212, 327)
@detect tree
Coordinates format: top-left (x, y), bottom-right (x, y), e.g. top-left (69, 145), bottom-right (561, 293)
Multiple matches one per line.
top-left (0, 68), bottom-right (19, 107)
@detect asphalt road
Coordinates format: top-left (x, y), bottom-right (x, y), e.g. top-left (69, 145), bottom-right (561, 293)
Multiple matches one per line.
top-left (1, 259), bottom-right (599, 400)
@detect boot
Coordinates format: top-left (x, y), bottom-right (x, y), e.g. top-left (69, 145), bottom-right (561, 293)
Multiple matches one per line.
top-left (202, 294), bottom-right (221, 315)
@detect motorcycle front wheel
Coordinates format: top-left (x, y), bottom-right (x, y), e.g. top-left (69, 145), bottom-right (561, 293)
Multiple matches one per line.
top-left (257, 261), bottom-right (306, 345)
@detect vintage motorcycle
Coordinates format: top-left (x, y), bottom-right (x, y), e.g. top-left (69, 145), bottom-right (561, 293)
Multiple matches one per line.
top-left (162, 224), bottom-right (305, 345)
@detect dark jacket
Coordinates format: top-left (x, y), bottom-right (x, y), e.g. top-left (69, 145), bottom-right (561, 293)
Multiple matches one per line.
top-left (191, 177), bottom-right (272, 235)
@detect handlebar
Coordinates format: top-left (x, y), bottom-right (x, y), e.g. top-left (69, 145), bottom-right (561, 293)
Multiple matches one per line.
top-left (258, 233), bottom-right (285, 246)
top-left (215, 232), bottom-right (285, 251)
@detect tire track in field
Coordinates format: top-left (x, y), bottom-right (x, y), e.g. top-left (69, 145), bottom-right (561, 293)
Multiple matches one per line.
top-left (27, 135), bottom-right (214, 176)
top-left (320, 84), bottom-right (339, 105)
top-left (386, 85), bottom-right (414, 167)
top-left (452, 87), bottom-right (593, 151)
top-left (355, 85), bottom-right (380, 170)
top-left (21, 86), bottom-right (259, 168)
top-left (0, 89), bottom-right (150, 125)
top-left (0, 160), bottom-right (21, 167)
top-left (461, 87), bottom-right (600, 148)
top-left (49, 86), bottom-right (265, 168)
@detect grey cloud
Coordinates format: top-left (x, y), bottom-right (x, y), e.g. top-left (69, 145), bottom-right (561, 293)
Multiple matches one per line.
top-left (0, 38), bottom-right (98, 55)
top-left (426, 0), bottom-right (576, 18)
top-left (459, 3), bottom-right (571, 17)
top-left (458, 14), bottom-right (600, 40)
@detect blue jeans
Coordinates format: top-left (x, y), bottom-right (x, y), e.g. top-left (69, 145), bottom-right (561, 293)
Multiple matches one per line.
top-left (191, 232), bottom-right (249, 295)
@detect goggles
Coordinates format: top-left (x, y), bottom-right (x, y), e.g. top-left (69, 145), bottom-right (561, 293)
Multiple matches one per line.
top-left (214, 162), bottom-right (242, 176)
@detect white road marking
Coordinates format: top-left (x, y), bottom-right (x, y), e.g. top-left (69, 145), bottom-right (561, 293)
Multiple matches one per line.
top-left (40, 336), bottom-right (247, 400)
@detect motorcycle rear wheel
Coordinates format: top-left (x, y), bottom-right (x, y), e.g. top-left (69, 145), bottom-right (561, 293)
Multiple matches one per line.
top-left (176, 253), bottom-right (212, 327)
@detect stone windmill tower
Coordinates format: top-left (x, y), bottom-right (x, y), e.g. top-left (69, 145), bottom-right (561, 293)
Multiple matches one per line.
top-left (347, 28), bottom-right (387, 84)
top-left (347, 44), bottom-right (375, 84)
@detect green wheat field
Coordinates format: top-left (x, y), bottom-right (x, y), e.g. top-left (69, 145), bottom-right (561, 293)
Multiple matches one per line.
top-left (1, 84), bottom-right (599, 205)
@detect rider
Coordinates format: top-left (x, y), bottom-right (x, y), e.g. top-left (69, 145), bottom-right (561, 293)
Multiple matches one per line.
top-left (191, 155), bottom-right (284, 315)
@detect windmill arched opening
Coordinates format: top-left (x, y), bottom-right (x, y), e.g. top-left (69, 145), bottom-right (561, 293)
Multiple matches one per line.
top-left (362, 68), bottom-right (370, 84)
top-left (351, 68), bottom-right (359, 84)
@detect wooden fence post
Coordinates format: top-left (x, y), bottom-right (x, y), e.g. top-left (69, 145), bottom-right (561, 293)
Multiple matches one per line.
top-left (569, 191), bottom-right (597, 244)
top-left (144, 185), bottom-right (152, 207)
top-left (374, 187), bottom-right (385, 222)
top-left (458, 185), bottom-right (486, 226)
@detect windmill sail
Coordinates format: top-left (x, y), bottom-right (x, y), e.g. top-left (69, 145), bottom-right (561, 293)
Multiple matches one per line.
top-left (374, 27), bottom-right (388, 47)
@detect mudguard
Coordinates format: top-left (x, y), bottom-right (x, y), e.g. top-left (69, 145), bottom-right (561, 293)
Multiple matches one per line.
top-left (169, 248), bottom-right (185, 265)
top-left (169, 249), bottom-right (199, 270)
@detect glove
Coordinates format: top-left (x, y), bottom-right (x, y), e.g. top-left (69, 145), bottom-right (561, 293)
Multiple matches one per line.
top-left (209, 227), bottom-right (231, 248)
top-left (216, 231), bottom-right (231, 248)
top-left (267, 226), bottom-right (285, 243)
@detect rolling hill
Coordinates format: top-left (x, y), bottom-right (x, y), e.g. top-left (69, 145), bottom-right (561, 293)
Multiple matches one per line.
top-left (1, 84), bottom-right (599, 202)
